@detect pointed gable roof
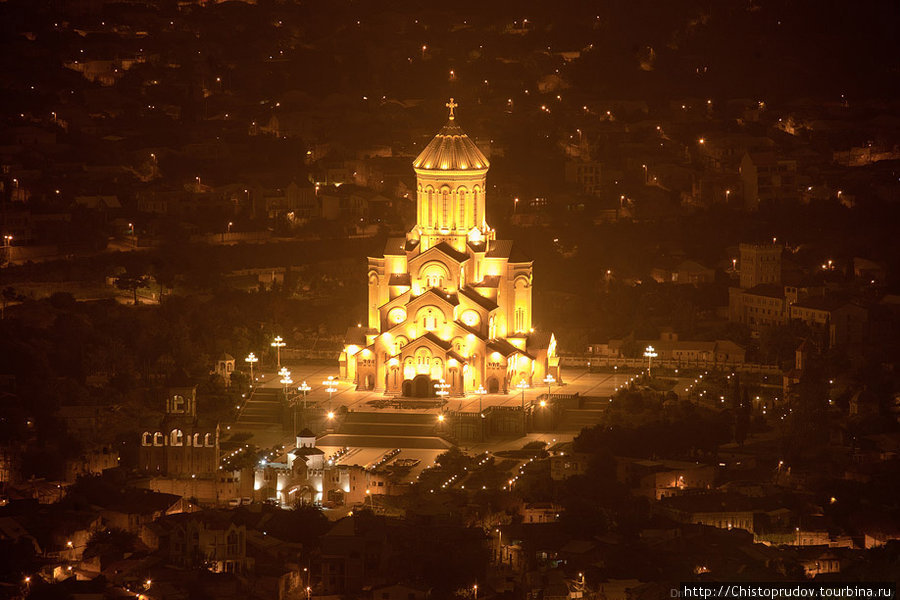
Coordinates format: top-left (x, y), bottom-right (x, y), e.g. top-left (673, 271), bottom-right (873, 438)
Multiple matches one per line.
top-left (458, 286), bottom-right (498, 312)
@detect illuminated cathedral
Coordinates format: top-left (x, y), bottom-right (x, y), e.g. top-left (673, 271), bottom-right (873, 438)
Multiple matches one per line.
top-left (340, 100), bottom-right (559, 397)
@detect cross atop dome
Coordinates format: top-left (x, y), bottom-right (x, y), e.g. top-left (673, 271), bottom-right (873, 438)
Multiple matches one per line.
top-left (446, 97), bottom-right (458, 120)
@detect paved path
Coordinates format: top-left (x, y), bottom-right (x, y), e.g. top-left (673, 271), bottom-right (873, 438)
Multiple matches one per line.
top-left (251, 364), bottom-right (660, 413)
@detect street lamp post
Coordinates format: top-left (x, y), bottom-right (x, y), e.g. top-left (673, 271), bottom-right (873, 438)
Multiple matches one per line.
top-left (244, 352), bottom-right (258, 387)
top-left (323, 376), bottom-right (338, 410)
top-left (279, 367), bottom-right (292, 394)
top-left (517, 379), bottom-right (530, 434)
top-left (279, 367), bottom-right (294, 434)
top-left (543, 373), bottom-right (556, 398)
top-left (475, 385), bottom-right (487, 441)
top-left (298, 381), bottom-right (311, 407)
top-left (434, 378), bottom-right (450, 404)
top-left (271, 335), bottom-right (286, 368)
top-left (643, 345), bottom-right (658, 379)
top-left (2, 234), bottom-right (13, 265)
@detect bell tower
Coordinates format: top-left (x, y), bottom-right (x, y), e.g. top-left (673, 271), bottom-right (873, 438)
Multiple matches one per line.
top-left (412, 98), bottom-right (491, 253)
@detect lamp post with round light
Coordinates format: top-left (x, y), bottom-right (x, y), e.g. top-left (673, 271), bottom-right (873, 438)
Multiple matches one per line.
top-left (271, 335), bottom-right (286, 368)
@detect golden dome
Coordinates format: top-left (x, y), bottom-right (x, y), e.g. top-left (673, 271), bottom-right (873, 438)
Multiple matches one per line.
top-left (413, 120), bottom-right (490, 172)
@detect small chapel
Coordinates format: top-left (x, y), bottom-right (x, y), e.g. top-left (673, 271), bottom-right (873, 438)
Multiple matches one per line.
top-left (340, 100), bottom-right (559, 397)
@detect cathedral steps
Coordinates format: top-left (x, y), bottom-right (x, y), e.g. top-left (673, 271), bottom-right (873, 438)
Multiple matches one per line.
top-left (555, 399), bottom-right (608, 431)
top-left (581, 398), bottom-right (613, 410)
top-left (316, 433), bottom-right (452, 450)
top-left (322, 411), bottom-right (449, 448)
top-left (236, 388), bottom-right (284, 427)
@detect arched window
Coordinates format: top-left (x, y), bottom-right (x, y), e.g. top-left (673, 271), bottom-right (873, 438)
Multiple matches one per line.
top-left (193, 433), bottom-right (202, 447)
top-left (417, 184), bottom-right (423, 222)
top-left (424, 309), bottom-right (437, 331)
top-left (170, 429), bottom-right (184, 447)
top-left (153, 432), bottom-right (164, 446)
top-left (441, 189), bottom-right (450, 226)
top-left (515, 308), bottom-right (525, 332)
top-left (421, 262), bottom-right (449, 291)
top-left (473, 187), bottom-right (481, 224)
top-left (457, 188), bottom-right (467, 226)
top-left (430, 359), bottom-right (444, 381)
top-left (426, 188), bottom-right (433, 224)
top-left (141, 432), bottom-right (152, 446)
top-left (414, 348), bottom-right (432, 375)
top-left (204, 433), bottom-right (213, 447)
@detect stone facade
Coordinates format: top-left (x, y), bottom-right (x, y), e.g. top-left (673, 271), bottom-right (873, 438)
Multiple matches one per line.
top-left (340, 101), bottom-right (559, 397)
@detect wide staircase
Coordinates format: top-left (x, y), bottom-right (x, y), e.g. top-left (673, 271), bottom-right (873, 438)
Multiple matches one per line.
top-left (555, 397), bottom-right (608, 432)
top-left (318, 411), bottom-right (451, 449)
top-left (235, 388), bottom-right (284, 429)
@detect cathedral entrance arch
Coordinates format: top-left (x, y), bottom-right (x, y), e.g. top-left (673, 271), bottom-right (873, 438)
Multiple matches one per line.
top-left (487, 376), bottom-right (500, 394)
top-left (408, 374), bottom-right (435, 398)
top-left (364, 374), bottom-right (375, 390)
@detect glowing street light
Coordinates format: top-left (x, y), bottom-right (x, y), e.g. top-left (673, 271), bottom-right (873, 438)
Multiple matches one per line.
top-left (517, 379), bottom-right (530, 431)
top-left (474, 385), bottom-right (487, 413)
top-left (279, 367), bottom-right (293, 395)
top-left (297, 380), bottom-right (311, 406)
top-left (244, 352), bottom-right (258, 386)
top-left (323, 375), bottom-right (338, 409)
top-left (543, 373), bottom-right (556, 399)
top-left (434, 378), bottom-right (450, 403)
top-left (643, 345), bottom-right (658, 379)
top-left (271, 335), bottom-right (286, 367)
top-left (475, 384), bottom-right (487, 441)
